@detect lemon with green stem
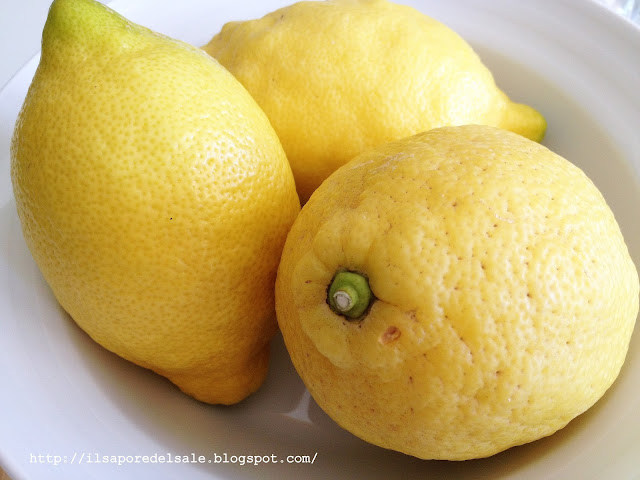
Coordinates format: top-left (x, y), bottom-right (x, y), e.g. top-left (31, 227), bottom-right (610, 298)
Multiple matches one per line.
top-left (275, 125), bottom-right (639, 460)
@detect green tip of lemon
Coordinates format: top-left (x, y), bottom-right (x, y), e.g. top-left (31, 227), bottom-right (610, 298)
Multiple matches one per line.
top-left (43, 0), bottom-right (143, 59)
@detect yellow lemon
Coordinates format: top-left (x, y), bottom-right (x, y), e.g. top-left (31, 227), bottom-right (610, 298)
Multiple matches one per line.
top-left (275, 125), bottom-right (638, 459)
top-left (204, 0), bottom-right (547, 202)
top-left (11, 0), bottom-right (300, 405)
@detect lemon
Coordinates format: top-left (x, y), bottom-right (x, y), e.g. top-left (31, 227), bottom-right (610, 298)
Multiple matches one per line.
top-left (275, 125), bottom-right (639, 460)
top-left (204, 0), bottom-right (547, 202)
top-left (11, 0), bottom-right (300, 405)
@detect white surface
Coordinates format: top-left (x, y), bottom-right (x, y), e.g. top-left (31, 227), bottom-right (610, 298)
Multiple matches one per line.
top-left (1, 0), bottom-right (640, 479)
top-left (0, 0), bottom-right (51, 90)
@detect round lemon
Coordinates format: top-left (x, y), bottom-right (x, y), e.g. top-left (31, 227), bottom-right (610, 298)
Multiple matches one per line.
top-left (204, 0), bottom-right (547, 202)
top-left (11, 0), bottom-right (300, 405)
top-left (275, 125), bottom-right (639, 459)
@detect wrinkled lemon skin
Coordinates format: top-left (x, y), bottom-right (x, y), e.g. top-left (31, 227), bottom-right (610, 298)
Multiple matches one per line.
top-left (11, 0), bottom-right (300, 405)
top-left (275, 125), bottom-right (638, 460)
top-left (204, 0), bottom-right (546, 202)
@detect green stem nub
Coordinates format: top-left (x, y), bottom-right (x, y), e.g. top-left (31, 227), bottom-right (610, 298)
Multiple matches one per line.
top-left (327, 271), bottom-right (373, 319)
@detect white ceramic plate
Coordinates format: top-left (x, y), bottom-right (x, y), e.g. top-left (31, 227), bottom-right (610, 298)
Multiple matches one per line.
top-left (1, 0), bottom-right (640, 479)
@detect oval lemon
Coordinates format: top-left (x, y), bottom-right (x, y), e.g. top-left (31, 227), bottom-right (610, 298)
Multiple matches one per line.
top-left (11, 0), bottom-right (300, 405)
